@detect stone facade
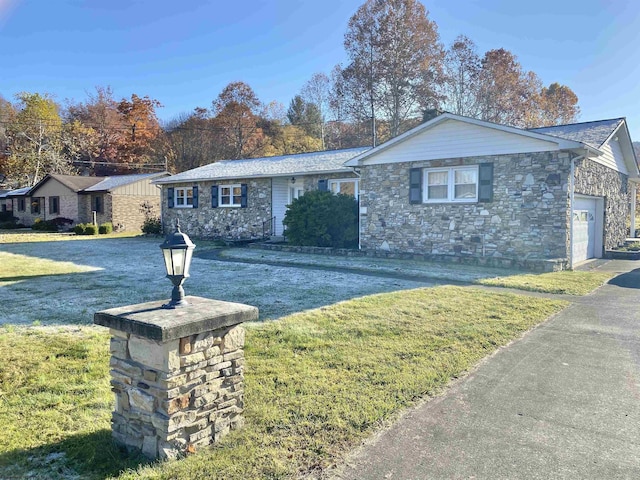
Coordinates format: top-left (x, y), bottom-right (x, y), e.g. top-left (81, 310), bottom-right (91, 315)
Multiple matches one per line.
top-left (162, 173), bottom-right (359, 240)
top-left (108, 325), bottom-right (245, 459)
top-left (359, 152), bottom-right (573, 262)
top-left (162, 178), bottom-right (273, 239)
top-left (573, 157), bottom-right (629, 252)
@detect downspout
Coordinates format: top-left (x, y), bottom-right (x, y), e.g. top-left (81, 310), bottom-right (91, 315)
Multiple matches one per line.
top-left (569, 153), bottom-right (585, 269)
top-left (631, 182), bottom-right (637, 238)
top-left (351, 167), bottom-right (362, 250)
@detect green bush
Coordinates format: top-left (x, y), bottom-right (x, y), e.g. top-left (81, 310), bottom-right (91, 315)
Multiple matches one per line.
top-left (31, 218), bottom-right (58, 232)
top-left (84, 224), bottom-right (98, 235)
top-left (73, 223), bottom-right (86, 235)
top-left (141, 217), bottom-right (162, 234)
top-left (98, 222), bottom-right (113, 234)
top-left (283, 190), bottom-right (358, 248)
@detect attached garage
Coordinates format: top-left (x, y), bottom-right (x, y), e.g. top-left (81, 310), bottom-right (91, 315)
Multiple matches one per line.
top-left (572, 195), bottom-right (604, 265)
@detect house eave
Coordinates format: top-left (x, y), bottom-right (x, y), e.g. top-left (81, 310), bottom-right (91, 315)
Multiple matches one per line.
top-left (153, 168), bottom-right (355, 185)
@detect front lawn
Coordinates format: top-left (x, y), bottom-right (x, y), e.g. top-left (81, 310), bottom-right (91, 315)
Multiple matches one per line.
top-left (476, 271), bottom-right (614, 295)
top-left (0, 286), bottom-right (567, 479)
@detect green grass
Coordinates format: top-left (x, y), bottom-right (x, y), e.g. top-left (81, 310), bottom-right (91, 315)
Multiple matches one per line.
top-left (0, 287), bottom-right (567, 479)
top-left (0, 251), bottom-right (101, 286)
top-left (0, 230), bottom-right (141, 243)
top-left (475, 270), bottom-right (614, 295)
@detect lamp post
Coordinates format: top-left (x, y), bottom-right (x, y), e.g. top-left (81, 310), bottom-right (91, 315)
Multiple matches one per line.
top-left (160, 220), bottom-right (196, 308)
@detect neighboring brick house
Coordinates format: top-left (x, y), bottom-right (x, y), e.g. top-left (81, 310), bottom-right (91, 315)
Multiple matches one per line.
top-left (345, 113), bottom-right (639, 269)
top-left (154, 147), bottom-right (368, 238)
top-left (8, 172), bottom-right (168, 231)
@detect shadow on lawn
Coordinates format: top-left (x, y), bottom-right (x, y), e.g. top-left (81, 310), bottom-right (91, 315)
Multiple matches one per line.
top-left (0, 429), bottom-right (150, 479)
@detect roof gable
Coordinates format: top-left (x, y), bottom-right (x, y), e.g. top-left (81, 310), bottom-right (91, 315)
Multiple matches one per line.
top-left (30, 174), bottom-right (105, 195)
top-left (345, 114), bottom-right (585, 167)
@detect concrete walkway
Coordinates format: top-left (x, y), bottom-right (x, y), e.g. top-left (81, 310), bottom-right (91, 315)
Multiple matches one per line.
top-left (332, 260), bottom-right (640, 480)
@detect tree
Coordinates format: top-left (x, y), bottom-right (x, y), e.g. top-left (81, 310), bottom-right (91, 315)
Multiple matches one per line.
top-left (342, 0), bottom-right (444, 141)
top-left (211, 81), bottom-right (267, 159)
top-left (301, 72), bottom-right (331, 148)
top-left (442, 35), bottom-right (481, 117)
top-left (5, 92), bottom-right (71, 185)
top-left (537, 82), bottom-right (580, 126)
top-left (116, 94), bottom-right (164, 171)
top-left (286, 95), bottom-right (322, 138)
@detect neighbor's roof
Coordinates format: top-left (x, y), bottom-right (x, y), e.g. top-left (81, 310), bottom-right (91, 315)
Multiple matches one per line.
top-left (44, 174), bottom-right (106, 192)
top-left (1, 187), bottom-right (31, 198)
top-left (528, 118), bottom-right (625, 150)
top-left (154, 148), bottom-right (370, 184)
top-left (83, 172), bottom-right (169, 192)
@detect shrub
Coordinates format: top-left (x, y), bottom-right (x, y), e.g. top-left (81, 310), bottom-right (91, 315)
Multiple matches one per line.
top-left (31, 218), bottom-right (58, 232)
top-left (50, 217), bottom-right (74, 229)
top-left (283, 190), bottom-right (358, 248)
top-left (0, 211), bottom-right (15, 222)
top-left (84, 224), bottom-right (98, 235)
top-left (141, 217), bottom-right (162, 234)
top-left (73, 223), bottom-right (86, 235)
top-left (98, 222), bottom-right (113, 234)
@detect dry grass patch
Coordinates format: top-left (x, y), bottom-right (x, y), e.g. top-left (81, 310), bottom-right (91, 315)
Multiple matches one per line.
top-left (0, 287), bottom-right (567, 479)
top-left (0, 230), bottom-right (140, 244)
top-left (476, 271), bottom-right (614, 295)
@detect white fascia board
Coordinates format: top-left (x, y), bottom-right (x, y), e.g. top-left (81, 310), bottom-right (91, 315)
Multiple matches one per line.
top-left (152, 169), bottom-right (354, 185)
top-left (344, 112), bottom-right (590, 166)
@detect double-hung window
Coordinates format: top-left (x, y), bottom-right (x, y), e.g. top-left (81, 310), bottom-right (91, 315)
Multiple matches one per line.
top-left (328, 179), bottom-right (359, 199)
top-left (424, 166), bottom-right (478, 203)
top-left (49, 196), bottom-right (60, 215)
top-left (219, 185), bottom-right (242, 207)
top-left (175, 187), bottom-right (194, 208)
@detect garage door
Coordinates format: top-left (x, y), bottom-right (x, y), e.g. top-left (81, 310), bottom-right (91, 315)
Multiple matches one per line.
top-left (572, 198), bottom-right (597, 264)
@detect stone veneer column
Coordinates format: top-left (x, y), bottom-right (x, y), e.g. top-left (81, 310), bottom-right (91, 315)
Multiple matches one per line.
top-left (94, 296), bottom-right (258, 460)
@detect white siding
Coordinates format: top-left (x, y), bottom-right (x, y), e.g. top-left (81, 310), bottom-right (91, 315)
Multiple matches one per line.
top-left (596, 138), bottom-right (628, 174)
top-left (271, 177), bottom-right (288, 235)
top-left (362, 119), bottom-right (561, 165)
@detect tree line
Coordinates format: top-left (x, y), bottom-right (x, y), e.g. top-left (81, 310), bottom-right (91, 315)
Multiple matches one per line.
top-left (0, 0), bottom-right (579, 188)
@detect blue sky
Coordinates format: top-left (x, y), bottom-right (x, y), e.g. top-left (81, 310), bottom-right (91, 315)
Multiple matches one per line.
top-left (1, 0), bottom-right (639, 140)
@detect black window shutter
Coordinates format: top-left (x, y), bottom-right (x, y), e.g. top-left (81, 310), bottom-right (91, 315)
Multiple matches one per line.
top-left (318, 179), bottom-right (328, 191)
top-left (478, 163), bottom-right (494, 203)
top-left (211, 185), bottom-right (218, 208)
top-left (240, 184), bottom-right (248, 208)
top-left (168, 187), bottom-right (174, 208)
top-left (409, 168), bottom-right (422, 204)
top-left (192, 186), bottom-right (199, 208)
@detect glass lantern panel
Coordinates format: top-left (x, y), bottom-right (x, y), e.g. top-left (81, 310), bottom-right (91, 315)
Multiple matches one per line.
top-left (171, 248), bottom-right (186, 276)
top-left (183, 248), bottom-right (194, 276)
top-left (162, 248), bottom-right (174, 275)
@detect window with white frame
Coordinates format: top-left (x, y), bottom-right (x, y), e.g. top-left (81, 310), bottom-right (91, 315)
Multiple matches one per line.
top-left (328, 179), bottom-right (359, 198)
top-left (219, 184), bottom-right (242, 207)
top-left (175, 187), bottom-right (194, 207)
top-left (424, 166), bottom-right (478, 202)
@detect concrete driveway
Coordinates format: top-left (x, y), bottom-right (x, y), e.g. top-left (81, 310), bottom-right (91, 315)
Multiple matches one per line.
top-left (334, 260), bottom-right (640, 479)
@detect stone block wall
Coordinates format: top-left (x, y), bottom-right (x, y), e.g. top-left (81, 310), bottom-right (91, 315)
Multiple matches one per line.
top-left (359, 151), bottom-right (573, 261)
top-left (162, 179), bottom-right (272, 239)
top-left (77, 193), bottom-right (112, 226)
top-left (573, 157), bottom-right (629, 252)
top-left (108, 324), bottom-right (245, 459)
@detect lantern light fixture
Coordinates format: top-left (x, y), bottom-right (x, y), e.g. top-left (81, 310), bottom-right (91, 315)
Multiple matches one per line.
top-left (159, 219), bottom-right (196, 309)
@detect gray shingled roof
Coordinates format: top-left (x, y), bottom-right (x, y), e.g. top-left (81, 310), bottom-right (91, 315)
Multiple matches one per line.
top-left (1, 187), bottom-right (31, 198)
top-left (47, 174), bottom-right (106, 192)
top-left (155, 147), bottom-right (370, 184)
top-left (528, 118), bottom-right (624, 150)
top-left (84, 172), bottom-right (168, 192)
